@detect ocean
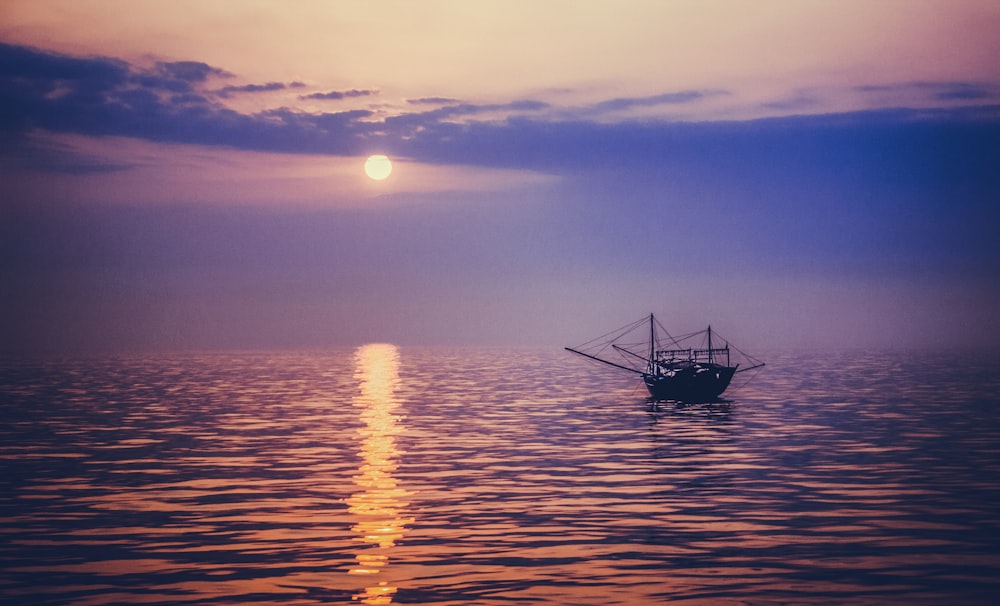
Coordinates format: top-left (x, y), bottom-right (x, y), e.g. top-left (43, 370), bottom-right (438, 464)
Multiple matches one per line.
top-left (2, 345), bottom-right (999, 605)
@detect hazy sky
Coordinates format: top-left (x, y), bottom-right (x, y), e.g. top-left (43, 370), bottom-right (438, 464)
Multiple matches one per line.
top-left (2, 1), bottom-right (999, 353)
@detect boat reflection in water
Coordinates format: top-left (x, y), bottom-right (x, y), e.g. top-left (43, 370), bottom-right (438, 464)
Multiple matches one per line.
top-left (347, 343), bottom-right (413, 604)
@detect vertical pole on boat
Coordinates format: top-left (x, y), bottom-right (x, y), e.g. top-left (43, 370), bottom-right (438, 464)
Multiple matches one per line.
top-left (648, 313), bottom-right (656, 375)
top-left (707, 325), bottom-right (713, 364)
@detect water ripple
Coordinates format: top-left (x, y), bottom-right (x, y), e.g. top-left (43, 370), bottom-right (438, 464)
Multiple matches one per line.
top-left (1, 348), bottom-right (999, 604)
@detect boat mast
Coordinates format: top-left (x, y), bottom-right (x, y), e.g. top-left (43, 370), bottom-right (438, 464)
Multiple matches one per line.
top-left (707, 325), bottom-right (713, 364)
top-left (648, 313), bottom-right (656, 375)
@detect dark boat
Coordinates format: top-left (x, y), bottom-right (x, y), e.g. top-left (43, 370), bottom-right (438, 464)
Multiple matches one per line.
top-left (565, 313), bottom-right (764, 402)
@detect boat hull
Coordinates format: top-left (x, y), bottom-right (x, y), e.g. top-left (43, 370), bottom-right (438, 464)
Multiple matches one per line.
top-left (643, 365), bottom-right (736, 402)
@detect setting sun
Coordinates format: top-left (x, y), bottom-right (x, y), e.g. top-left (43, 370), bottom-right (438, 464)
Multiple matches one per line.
top-left (364, 154), bottom-right (393, 181)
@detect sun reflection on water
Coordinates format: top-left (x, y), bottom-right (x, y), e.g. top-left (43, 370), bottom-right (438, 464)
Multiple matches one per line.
top-left (347, 343), bottom-right (412, 604)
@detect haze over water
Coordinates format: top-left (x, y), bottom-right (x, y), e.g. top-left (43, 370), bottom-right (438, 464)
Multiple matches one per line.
top-left (2, 346), bottom-right (999, 604)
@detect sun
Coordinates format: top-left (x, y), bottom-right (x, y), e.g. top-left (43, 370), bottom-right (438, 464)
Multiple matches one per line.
top-left (364, 154), bottom-right (393, 181)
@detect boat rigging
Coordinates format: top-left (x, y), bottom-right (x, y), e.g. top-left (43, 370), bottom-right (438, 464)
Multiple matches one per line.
top-left (565, 313), bottom-right (764, 402)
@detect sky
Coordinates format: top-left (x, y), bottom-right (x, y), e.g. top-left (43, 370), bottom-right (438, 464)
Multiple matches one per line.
top-left (2, 0), bottom-right (999, 354)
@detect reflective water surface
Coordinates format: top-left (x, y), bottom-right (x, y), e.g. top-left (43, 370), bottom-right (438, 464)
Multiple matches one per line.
top-left (2, 347), bottom-right (999, 604)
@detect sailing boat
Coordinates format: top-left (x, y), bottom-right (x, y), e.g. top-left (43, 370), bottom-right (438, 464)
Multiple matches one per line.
top-left (565, 314), bottom-right (764, 402)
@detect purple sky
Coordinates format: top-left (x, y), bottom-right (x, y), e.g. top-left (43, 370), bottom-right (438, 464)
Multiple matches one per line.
top-left (2, 2), bottom-right (999, 353)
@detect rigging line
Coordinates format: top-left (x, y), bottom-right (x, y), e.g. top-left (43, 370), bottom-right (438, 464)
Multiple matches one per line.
top-left (570, 315), bottom-right (649, 350)
top-left (731, 365), bottom-right (764, 389)
top-left (616, 346), bottom-right (640, 369)
top-left (630, 379), bottom-right (646, 398)
top-left (668, 329), bottom-right (708, 343)
top-left (707, 327), bottom-right (752, 357)
top-left (612, 344), bottom-right (650, 366)
top-left (652, 315), bottom-right (683, 349)
top-left (564, 346), bottom-right (646, 375)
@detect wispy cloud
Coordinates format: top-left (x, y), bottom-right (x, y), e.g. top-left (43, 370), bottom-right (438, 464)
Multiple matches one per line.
top-left (153, 60), bottom-right (232, 85)
top-left (856, 81), bottom-right (999, 104)
top-left (0, 132), bottom-right (137, 174)
top-left (217, 81), bottom-right (305, 98)
top-left (383, 99), bottom-right (550, 133)
top-left (406, 96), bottom-right (461, 105)
top-left (590, 90), bottom-right (724, 113)
top-left (300, 88), bottom-right (377, 101)
top-left (761, 90), bottom-right (823, 112)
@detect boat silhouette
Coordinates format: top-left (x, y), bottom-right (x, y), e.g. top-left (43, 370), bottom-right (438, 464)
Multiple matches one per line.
top-left (566, 313), bottom-right (764, 402)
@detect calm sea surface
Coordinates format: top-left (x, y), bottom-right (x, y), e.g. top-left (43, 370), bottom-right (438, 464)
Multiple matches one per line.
top-left (2, 346), bottom-right (999, 605)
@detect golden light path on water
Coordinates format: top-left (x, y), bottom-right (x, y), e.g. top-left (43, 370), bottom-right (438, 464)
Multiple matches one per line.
top-left (347, 343), bottom-right (413, 604)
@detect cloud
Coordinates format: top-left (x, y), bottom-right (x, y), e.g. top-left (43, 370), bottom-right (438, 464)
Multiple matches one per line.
top-left (930, 83), bottom-right (993, 101)
top-left (407, 96), bottom-right (461, 105)
top-left (300, 88), bottom-right (377, 101)
top-left (0, 42), bottom-right (375, 157)
top-left (217, 81), bottom-right (288, 97)
top-left (383, 99), bottom-right (550, 133)
top-left (0, 133), bottom-right (136, 174)
top-left (761, 90), bottom-right (822, 111)
top-left (856, 81), bottom-right (999, 104)
top-left (3, 41), bottom-right (1000, 184)
top-left (154, 60), bottom-right (232, 83)
top-left (590, 90), bottom-right (722, 113)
